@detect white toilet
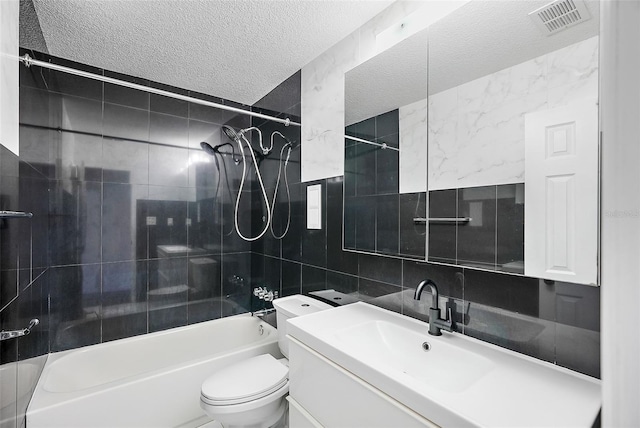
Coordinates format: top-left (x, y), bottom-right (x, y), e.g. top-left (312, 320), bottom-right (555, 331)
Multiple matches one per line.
top-left (200, 295), bottom-right (332, 428)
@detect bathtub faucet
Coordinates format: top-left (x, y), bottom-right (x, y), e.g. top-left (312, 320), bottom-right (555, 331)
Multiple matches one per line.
top-left (251, 308), bottom-right (275, 318)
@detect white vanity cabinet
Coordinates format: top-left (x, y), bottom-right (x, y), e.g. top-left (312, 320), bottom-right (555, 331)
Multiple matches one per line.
top-left (286, 303), bottom-right (601, 428)
top-left (287, 336), bottom-right (438, 428)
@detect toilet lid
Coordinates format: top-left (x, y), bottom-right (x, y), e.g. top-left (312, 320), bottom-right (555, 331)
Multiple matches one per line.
top-left (201, 354), bottom-right (288, 405)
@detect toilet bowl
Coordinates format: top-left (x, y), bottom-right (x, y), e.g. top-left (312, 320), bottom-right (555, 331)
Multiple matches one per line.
top-left (200, 295), bottom-right (332, 428)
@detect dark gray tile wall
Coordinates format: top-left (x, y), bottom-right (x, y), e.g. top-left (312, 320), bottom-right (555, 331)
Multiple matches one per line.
top-left (428, 184), bottom-right (525, 273)
top-left (254, 174), bottom-right (600, 378)
top-left (251, 74), bottom-right (600, 379)
top-left (0, 140), bottom-right (49, 428)
top-left (344, 111), bottom-right (426, 258)
top-left (15, 49), bottom-right (256, 353)
top-left (2, 49), bottom-right (261, 427)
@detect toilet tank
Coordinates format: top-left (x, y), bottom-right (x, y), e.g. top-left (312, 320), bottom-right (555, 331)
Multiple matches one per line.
top-left (272, 295), bottom-right (332, 358)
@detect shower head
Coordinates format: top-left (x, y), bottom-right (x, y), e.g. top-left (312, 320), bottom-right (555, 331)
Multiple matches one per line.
top-left (222, 125), bottom-right (241, 143)
top-left (200, 140), bottom-right (243, 164)
top-left (200, 141), bottom-right (217, 156)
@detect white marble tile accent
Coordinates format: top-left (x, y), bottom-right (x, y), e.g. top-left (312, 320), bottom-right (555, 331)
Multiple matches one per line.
top-left (301, 32), bottom-right (358, 182)
top-left (399, 98), bottom-right (427, 193)
top-left (0, 0), bottom-right (20, 156)
top-left (301, 7), bottom-right (598, 187)
top-left (547, 36), bottom-right (599, 90)
top-left (428, 36), bottom-right (598, 190)
top-left (427, 88), bottom-right (458, 189)
top-left (301, 1), bottom-right (426, 182)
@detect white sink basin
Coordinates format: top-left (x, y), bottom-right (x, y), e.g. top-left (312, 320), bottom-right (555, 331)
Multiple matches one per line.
top-left (334, 320), bottom-right (495, 393)
top-left (287, 302), bottom-right (601, 427)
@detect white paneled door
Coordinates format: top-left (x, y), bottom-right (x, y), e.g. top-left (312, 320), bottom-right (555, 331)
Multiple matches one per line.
top-left (524, 100), bottom-right (599, 285)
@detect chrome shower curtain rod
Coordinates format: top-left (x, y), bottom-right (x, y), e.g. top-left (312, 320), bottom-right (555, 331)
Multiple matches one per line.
top-left (19, 54), bottom-right (301, 128)
top-left (344, 135), bottom-right (399, 152)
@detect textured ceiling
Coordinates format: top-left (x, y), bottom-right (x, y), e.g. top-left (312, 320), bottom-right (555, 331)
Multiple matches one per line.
top-left (346, 0), bottom-right (600, 125)
top-left (30, 0), bottom-right (393, 105)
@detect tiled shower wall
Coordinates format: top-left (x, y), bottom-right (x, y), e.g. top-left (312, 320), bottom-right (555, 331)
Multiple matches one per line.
top-left (16, 49), bottom-right (261, 351)
top-left (252, 74), bottom-right (600, 379)
top-left (0, 47), bottom-right (270, 426)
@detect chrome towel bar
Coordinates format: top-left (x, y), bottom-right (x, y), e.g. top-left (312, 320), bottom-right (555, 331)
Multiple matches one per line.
top-left (0, 211), bottom-right (33, 218)
top-left (413, 217), bottom-right (472, 224)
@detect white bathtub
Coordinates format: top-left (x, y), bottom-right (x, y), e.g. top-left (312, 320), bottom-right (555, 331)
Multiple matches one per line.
top-left (27, 314), bottom-right (281, 428)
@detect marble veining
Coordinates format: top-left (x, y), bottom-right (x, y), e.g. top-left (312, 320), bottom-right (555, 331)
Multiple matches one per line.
top-left (428, 36), bottom-right (598, 190)
top-left (399, 98), bottom-right (427, 193)
top-left (301, 1), bottom-right (426, 182)
top-left (301, 33), bottom-right (358, 182)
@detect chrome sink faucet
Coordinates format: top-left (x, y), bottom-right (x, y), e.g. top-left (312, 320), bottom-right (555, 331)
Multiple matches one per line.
top-left (414, 279), bottom-right (454, 336)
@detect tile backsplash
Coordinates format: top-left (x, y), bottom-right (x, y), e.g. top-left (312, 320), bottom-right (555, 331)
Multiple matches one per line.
top-left (2, 48), bottom-right (259, 358)
top-left (429, 183), bottom-right (525, 273)
top-left (252, 173), bottom-right (599, 379)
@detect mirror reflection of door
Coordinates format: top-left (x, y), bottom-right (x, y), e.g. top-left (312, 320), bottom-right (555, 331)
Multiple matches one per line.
top-left (344, 0), bottom-right (600, 284)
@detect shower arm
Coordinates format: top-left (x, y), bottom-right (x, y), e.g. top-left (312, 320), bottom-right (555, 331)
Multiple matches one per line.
top-left (239, 127), bottom-right (271, 155)
top-left (270, 131), bottom-right (296, 162)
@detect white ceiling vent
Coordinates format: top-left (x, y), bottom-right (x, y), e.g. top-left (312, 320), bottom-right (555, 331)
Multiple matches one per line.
top-left (529, 0), bottom-right (591, 35)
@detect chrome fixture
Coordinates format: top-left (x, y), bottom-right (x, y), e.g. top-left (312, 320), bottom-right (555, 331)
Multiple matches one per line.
top-left (0, 319), bottom-right (39, 341)
top-left (251, 308), bottom-right (276, 318)
top-left (19, 54), bottom-right (299, 128)
top-left (414, 280), bottom-right (454, 336)
top-left (0, 211), bottom-right (33, 219)
top-left (253, 286), bottom-right (278, 302)
top-left (270, 131), bottom-right (299, 239)
top-left (222, 125), bottom-right (272, 155)
top-left (344, 135), bottom-right (399, 152)
top-left (198, 141), bottom-right (237, 236)
top-left (412, 217), bottom-right (472, 224)
top-left (201, 125), bottom-right (272, 242)
top-left (199, 141), bottom-right (241, 164)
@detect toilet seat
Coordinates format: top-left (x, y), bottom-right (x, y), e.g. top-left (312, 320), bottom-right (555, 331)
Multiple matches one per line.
top-left (201, 354), bottom-right (288, 406)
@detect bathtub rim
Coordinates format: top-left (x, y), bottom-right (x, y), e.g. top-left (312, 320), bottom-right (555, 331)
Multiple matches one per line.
top-left (29, 313), bottom-right (279, 413)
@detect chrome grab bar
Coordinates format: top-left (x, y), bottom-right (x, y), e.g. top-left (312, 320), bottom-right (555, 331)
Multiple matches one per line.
top-left (0, 211), bottom-right (33, 219)
top-left (413, 217), bottom-right (472, 224)
top-left (0, 319), bottom-right (39, 341)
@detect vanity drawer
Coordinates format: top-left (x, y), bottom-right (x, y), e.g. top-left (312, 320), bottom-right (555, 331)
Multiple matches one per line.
top-left (288, 336), bottom-right (438, 428)
top-left (288, 396), bottom-right (324, 428)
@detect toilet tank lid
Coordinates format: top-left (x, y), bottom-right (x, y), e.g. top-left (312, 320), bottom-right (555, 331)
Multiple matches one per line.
top-left (201, 354), bottom-right (287, 403)
top-left (272, 295), bottom-right (332, 318)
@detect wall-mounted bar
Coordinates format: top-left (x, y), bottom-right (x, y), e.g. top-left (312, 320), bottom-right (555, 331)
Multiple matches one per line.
top-left (413, 217), bottom-right (472, 224)
top-left (0, 319), bottom-right (39, 341)
top-left (345, 135), bottom-right (399, 152)
top-left (19, 54), bottom-right (300, 128)
top-left (0, 210), bottom-right (33, 218)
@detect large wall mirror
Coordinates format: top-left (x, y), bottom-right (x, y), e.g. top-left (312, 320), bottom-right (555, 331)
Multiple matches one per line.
top-left (344, 28), bottom-right (428, 260)
top-left (344, 0), bottom-right (600, 285)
